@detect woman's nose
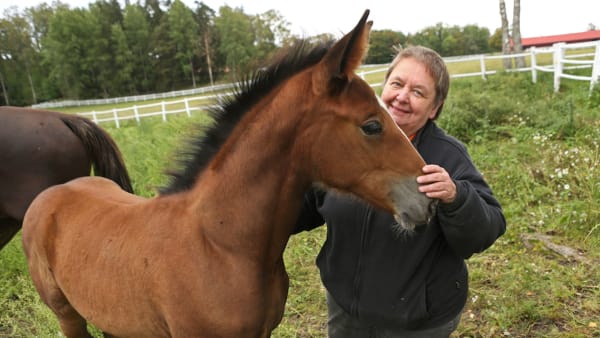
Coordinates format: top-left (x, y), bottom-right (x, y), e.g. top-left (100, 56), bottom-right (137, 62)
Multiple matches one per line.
top-left (394, 88), bottom-right (409, 102)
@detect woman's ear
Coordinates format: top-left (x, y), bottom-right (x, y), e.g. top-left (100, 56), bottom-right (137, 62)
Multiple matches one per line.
top-left (428, 103), bottom-right (442, 120)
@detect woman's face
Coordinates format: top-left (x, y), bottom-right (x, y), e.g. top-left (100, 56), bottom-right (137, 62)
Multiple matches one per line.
top-left (380, 57), bottom-right (440, 137)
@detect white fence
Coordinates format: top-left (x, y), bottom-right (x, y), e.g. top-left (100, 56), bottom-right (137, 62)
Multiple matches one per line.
top-left (33, 83), bottom-right (235, 110)
top-left (34, 40), bottom-right (599, 128)
top-left (362, 40), bottom-right (600, 92)
top-left (76, 94), bottom-right (227, 128)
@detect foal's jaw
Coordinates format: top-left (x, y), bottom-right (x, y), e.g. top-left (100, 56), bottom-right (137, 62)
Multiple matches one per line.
top-left (390, 178), bottom-right (437, 231)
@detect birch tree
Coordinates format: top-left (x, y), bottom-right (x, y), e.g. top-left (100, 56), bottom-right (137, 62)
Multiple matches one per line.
top-left (500, 0), bottom-right (525, 69)
top-left (512, 0), bottom-right (526, 68)
top-left (499, 0), bottom-right (512, 69)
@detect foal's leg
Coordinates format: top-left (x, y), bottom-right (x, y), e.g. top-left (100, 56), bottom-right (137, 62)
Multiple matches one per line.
top-left (0, 218), bottom-right (21, 250)
top-left (28, 264), bottom-right (92, 338)
top-left (56, 312), bottom-right (93, 338)
top-left (47, 290), bottom-right (93, 338)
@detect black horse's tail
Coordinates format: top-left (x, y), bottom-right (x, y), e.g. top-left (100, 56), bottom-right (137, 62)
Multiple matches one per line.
top-left (60, 115), bottom-right (134, 193)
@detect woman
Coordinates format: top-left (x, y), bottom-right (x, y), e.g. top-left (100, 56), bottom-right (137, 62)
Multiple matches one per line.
top-left (294, 46), bottom-right (506, 337)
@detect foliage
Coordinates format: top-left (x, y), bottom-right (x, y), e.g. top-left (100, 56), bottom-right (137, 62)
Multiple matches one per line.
top-left (1, 1), bottom-right (498, 106)
top-left (166, 0), bottom-right (199, 87)
top-left (408, 23), bottom-right (492, 57)
top-left (213, 5), bottom-right (256, 79)
top-left (365, 29), bottom-right (406, 64)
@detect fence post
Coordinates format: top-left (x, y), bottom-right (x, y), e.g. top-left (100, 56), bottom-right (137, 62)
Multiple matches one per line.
top-left (92, 111), bottom-right (98, 124)
top-left (112, 109), bottom-right (120, 128)
top-left (184, 98), bottom-right (191, 117)
top-left (590, 40), bottom-right (600, 93)
top-left (134, 105), bottom-right (140, 125)
top-left (479, 55), bottom-right (486, 80)
top-left (161, 101), bottom-right (167, 122)
top-left (530, 47), bottom-right (537, 83)
top-left (553, 42), bottom-right (566, 92)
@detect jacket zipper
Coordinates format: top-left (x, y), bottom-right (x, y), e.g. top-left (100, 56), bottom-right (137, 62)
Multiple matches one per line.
top-left (349, 206), bottom-right (372, 317)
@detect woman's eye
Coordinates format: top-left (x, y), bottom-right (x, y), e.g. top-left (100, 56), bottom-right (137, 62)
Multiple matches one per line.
top-left (361, 120), bottom-right (383, 136)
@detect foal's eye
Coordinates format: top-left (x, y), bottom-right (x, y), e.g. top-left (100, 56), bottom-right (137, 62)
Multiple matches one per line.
top-left (360, 120), bottom-right (383, 136)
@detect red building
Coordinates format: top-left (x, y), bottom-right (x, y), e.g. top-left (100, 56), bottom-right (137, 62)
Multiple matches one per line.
top-left (521, 30), bottom-right (600, 48)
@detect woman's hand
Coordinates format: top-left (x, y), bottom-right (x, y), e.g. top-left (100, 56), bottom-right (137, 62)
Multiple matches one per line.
top-left (417, 164), bottom-right (456, 204)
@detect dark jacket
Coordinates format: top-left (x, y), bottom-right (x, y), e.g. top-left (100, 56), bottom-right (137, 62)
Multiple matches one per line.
top-left (294, 120), bottom-right (506, 329)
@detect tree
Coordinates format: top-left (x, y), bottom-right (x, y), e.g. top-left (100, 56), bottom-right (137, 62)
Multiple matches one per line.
top-left (511, 0), bottom-right (526, 68)
top-left (151, 13), bottom-right (179, 91)
top-left (1, 11), bottom-right (41, 105)
top-left (367, 29), bottom-right (406, 64)
top-left (257, 9), bottom-right (290, 47)
top-left (43, 7), bottom-right (100, 99)
top-left (166, 0), bottom-right (199, 87)
top-left (123, 3), bottom-right (153, 92)
top-left (489, 28), bottom-right (503, 52)
top-left (26, 3), bottom-right (60, 101)
top-left (0, 17), bottom-right (12, 105)
top-left (441, 25), bottom-right (463, 56)
top-left (499, 0), bottom-right (524, 69)
top-left (111, 23), bottom-right (135, 93)
top-left (214, 6), bottom-right (254, 79)
top-left (89, 0), bottom-right (125, 97)
top-left (499, 0), bottom-right (512, 69)
top-left (411, 23), bottom-right (447, 54)
top-left (462, 24), bottom-right (491, 55)
top-left (192, 2), bottom-right (217, 86)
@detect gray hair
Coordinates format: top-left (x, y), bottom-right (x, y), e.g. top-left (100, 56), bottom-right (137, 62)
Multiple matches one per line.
top-left (383, 46), bottom-right (450, 119)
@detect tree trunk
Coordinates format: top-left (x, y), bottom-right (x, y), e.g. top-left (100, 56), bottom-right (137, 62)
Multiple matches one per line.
top-left (26, 63), bottom-right (38, 104)
top-left (512, 0), bottom-right (526, 68)
top-left (190, 56), bottom-right (196, 88)
top-left (0, 67), bottom-right (9, 105)
top-left (204, 32), bottom-right (214, 87)
top-left (499, 0), bottom-right (513, 69)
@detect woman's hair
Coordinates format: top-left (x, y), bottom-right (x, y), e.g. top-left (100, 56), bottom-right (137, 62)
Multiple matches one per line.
top-left (383, 46), bottom-right (450, 119)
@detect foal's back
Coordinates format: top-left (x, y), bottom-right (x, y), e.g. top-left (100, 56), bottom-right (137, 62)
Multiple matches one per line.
top-left (23, 175), bottom-right (281, 336)
top-left (23, 176), bottom-right (174, 336)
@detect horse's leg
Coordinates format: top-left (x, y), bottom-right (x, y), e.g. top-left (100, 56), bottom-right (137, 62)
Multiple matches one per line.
top-left (43, 287), bottom-right (93, 338)
top-left (27, 256), bottom-right (92, 337)
top-left (0, 218), bottom-right (21, 250)
top-left (56, 312), bottom-right (93, 338)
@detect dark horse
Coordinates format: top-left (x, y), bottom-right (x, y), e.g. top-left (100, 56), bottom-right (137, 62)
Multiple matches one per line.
top-left (0, 106), bottom-right (133, 250)
top-left (22, 10), bottom-right (435, 337)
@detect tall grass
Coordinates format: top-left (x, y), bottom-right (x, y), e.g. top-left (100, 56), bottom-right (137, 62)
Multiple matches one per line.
top-left (1, 72), bottom-right (598, 337)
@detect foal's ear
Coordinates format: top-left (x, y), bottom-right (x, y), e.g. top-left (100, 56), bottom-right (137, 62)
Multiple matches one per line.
top-left (312, 9), bottom-right (372, 95)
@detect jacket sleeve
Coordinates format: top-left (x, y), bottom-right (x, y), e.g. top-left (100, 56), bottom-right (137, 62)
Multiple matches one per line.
top-left (417, 123), bottom-right (506, 259)
top-left (437, 175), bottom-right (506, 258)
top-left (292, 187), bottom-right (326, 234)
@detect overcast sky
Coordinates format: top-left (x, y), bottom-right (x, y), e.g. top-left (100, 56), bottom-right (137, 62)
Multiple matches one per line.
top-left (2, 0), bottom-right (598, 38)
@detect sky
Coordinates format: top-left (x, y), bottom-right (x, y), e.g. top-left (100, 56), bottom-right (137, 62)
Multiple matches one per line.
top-left (1, 0), bottom-right (598, 38)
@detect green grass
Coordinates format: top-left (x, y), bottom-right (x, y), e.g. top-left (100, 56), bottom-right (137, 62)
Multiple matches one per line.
top-left (1, 72), bottom-right (599, 337)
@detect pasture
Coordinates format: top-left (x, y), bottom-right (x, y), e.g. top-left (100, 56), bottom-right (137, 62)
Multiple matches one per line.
top-left (1, 71), bottom-right (599, 337)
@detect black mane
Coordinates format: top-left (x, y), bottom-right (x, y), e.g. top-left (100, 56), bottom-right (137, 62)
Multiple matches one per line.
top-left (160, 39), bottom-right (334, 195)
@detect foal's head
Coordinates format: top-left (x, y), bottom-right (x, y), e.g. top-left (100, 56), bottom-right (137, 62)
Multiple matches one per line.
top-left (286, 10), bottom-right (435, 229)
top-left (162, 10), bottom-right (435, 229)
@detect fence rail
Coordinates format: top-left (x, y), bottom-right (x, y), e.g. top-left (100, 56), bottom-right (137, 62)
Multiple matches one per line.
top-left (33, 40), bottom-right (599, 128)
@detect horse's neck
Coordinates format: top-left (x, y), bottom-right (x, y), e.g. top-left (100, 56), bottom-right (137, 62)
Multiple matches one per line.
top-left (187, 106), bottom-right (308, 262)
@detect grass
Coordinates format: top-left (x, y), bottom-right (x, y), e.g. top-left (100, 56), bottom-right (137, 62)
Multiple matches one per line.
top-left (1, 71), bottom-right (599, 337)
